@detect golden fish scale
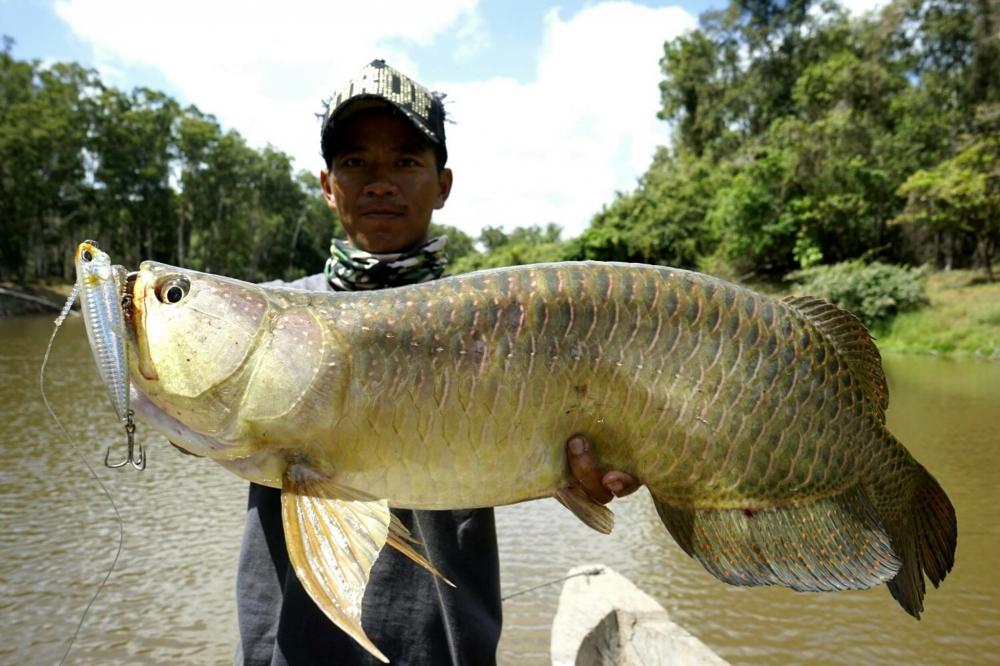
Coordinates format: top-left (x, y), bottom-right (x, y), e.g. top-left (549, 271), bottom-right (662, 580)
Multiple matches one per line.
top-left (256, 263), bottom-right (890, 511)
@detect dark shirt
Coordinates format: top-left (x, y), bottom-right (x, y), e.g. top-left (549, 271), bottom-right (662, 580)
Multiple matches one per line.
top-left (234, 273), bottom-right (502, 666)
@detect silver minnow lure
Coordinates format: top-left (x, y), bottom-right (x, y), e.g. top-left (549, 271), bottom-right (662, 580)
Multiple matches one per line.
top-left (75, 240), bottom-right (144, 469)
top-left (75, 240), bottom-right (130, 421)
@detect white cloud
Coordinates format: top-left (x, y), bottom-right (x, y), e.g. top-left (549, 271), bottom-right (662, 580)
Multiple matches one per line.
top-left (55, 0), bottom-right (696, 240)
top-left (54, 0), bottom-right (481, 175)
top-left (435, 2), bottom-right (697, 238)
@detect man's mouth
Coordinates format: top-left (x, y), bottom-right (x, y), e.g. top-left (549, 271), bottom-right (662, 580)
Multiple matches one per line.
top-left (359, 207), bottom-right (405, 219)
top-left (358, 202), bottom-right (406, 219)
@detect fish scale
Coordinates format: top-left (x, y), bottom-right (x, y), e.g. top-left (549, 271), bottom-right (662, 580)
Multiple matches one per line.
top-left (102, 256), bottom-right (956, 658)
top-left (279, 264), bottom-right (853, 507)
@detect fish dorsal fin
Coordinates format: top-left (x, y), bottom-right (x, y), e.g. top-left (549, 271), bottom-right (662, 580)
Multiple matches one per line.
top-left (281, 467), bottom-right (390, 663)
top-left (782, 295), bottom-right (889, 422)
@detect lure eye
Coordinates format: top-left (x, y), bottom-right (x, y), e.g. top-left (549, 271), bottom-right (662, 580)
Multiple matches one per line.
top-left (156, 276), bottom-right (191, 305)
top-left (81, 240), bottom-right (98, 262)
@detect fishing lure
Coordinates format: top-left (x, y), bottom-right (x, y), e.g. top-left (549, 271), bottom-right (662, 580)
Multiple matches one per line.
top-left (75, 240), bottom-right (145, 469)
top-left (39, 251), bottom-right (126, 665)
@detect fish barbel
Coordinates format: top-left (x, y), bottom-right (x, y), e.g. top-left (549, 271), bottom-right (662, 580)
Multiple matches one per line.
top-left (114, 259), bottom-right (955, 662)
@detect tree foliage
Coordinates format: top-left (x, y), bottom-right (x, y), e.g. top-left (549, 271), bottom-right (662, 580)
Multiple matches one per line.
top-left (787, 260), bottom-right (930, 329)
top-left (3, 0), bottom-right (997, 290)
top-left (895, 124), bottom-right (1000, 279)
top-left (451, 224), bottom-right (567, 274)
top-left (585, 0), bottom-right (998, 281)
top-left (0, 39), bottom-right (476, 285)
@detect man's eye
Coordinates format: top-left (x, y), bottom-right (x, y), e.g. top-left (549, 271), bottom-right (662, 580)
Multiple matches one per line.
top-left (341, 157), bottom-right (364, 167)
top-left (398, 158), bottom-right (419, 167)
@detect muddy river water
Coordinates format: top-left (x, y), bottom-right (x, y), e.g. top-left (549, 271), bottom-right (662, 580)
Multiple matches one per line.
top-left (1, 314), bottom-right (997, 664)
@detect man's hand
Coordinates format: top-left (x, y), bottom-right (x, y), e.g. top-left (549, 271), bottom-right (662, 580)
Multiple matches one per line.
top-left (567, 435), bottom-right (640, 504)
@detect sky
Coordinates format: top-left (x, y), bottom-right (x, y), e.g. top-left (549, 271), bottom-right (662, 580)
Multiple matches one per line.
top-left (2, 0), bottom-right (885, 240)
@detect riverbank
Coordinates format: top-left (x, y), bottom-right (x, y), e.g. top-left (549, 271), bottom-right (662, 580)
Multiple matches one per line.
top-left (0, 282), bottom-right (75, 317)
top-left (876, 270), bottom-right (1000, 359)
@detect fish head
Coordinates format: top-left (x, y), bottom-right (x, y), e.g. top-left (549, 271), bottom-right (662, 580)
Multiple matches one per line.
top-left (127, 261), bottom-right (268, 436)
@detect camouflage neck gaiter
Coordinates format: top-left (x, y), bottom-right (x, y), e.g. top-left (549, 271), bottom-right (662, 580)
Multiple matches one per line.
top-left (324, 235), bottom-right (449, 291)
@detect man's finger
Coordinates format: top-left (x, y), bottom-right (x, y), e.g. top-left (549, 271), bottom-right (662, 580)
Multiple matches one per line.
top-left (602, 471), bottom-right (640, 497)
top-left (567, 435), bottom-right (614, 504)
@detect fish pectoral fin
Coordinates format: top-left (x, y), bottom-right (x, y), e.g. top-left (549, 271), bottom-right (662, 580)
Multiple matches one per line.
top-left (651, 485), bottom-right (901, 593)
top-left (555, 483), bottom-right (615, 534)
top-left (280, 467), bottom-right (390, 663)
top-left (386, 515), bottom-right (455, 588)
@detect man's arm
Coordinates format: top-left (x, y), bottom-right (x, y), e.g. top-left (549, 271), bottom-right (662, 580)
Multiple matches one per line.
top-left (566, 435), bottom-right (640, 503)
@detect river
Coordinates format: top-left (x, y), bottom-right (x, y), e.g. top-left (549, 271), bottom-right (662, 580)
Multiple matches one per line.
top-left (1, 314), bottom-right (997, 664)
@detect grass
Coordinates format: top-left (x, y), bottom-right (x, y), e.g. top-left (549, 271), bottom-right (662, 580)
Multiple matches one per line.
top-left (874, 270), bottom-right (1000, 360)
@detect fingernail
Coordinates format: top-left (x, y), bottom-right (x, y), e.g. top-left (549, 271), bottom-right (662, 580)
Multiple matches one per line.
top-left (569, 437), bottom-right (586, 455)
top-left (606, 480), bottom-right (623, 495)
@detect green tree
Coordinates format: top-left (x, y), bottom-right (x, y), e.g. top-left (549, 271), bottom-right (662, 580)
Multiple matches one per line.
top-left (0, 41), bottom-right (99, 280)
top-left (281, 170), bottom-right (341, 280)
top-left (90, 86), bottom-right (180, 267)
top-left (452, 224), bottom-right (567, 273)
top-left (428, 222), bottom-right (476, 267)
top-left (895, 131), bottom-right (1000, 280)
top-left (572, 150), bottom-right (723, 267)
top-left (175, 107), bottom-right (223, 267)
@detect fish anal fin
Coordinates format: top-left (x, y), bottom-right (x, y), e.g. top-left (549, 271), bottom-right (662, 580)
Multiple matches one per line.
top-left (386, 515), bottom-right (455, 587)
top-left (555, 482), bottom-right (615, 534)
top-left (281, 467), bottom-right (390, 663)
top-left (651, 485), bottom-right (901, 593)
top-left (782, 295), bottom-right (889, 421)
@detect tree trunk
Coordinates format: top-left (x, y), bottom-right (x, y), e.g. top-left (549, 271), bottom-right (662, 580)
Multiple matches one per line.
top-left (177, 200), bottom-right (188, 267)
top-left (944, 230), bottom-right (954, 272)
top-left (288, 208), bottom-right (306, 275)
top-left (978, 233), bottom-right (995, 282)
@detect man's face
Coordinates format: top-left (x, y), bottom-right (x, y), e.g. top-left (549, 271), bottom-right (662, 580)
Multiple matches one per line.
top-left (321, 108), bottom-right (453, 254)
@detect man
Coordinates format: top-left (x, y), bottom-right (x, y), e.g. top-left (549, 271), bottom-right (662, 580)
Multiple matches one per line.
top-left (235, 59), bottom-right (638, 665)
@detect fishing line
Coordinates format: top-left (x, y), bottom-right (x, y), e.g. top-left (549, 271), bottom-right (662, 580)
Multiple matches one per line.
top-left (501, 567), bottom-right (605, 601)
top-left (39, 286), bottom-right (126, 666)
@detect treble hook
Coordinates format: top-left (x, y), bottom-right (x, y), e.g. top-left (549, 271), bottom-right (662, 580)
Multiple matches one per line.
top-left (104, 410), bottom-right (146, 470)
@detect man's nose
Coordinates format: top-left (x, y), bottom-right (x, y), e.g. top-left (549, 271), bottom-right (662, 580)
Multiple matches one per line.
top-left (363, 167), bottom-right (398, 196)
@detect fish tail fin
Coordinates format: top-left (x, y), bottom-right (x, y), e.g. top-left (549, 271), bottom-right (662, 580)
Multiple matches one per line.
top-left (649, 484), bottom-right (901, 593)
top-left (879, 462), bottom-right (957, 619)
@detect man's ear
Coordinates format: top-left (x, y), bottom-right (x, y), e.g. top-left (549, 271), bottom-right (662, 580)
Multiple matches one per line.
top-left (320, 169), bottom-right (337, 210)
top-left (435, 168), bottom-right (453, 210)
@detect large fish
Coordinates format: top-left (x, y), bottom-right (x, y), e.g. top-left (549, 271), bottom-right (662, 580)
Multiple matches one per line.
top-left (97, 247), bottom-right (956, 661)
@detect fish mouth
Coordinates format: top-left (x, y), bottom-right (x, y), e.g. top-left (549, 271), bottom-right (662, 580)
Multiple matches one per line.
top-left (127, 267), bottom-right (159, 381)
top-left (123, 270), bottom-right (138, 335)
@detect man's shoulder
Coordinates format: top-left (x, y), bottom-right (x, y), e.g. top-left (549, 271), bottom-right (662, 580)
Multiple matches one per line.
top-left (260, 273), bottom-right (332, 292)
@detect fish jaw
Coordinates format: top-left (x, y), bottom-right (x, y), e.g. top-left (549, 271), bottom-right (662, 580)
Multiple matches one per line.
top-left (130, 266), bottom-right (159, 381)
top-left (129, 386), bottom-right (234, 458)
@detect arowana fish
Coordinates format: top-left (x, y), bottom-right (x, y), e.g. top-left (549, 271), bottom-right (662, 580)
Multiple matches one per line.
top-left (78, 242), bottom-right (957, 662)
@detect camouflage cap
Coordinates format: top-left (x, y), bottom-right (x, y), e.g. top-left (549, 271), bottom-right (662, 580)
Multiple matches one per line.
top-left (322, 59), bottom-right (447, 160)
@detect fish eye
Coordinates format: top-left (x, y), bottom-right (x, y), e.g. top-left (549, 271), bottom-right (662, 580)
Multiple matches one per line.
top-left (82, 249), bottom-right (93, 262)
top-left (156, 276), bottom-right (191, 305)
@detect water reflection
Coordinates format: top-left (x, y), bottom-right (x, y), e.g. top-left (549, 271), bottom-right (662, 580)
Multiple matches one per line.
top-left (1, 316), bottom-right (997, 664)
